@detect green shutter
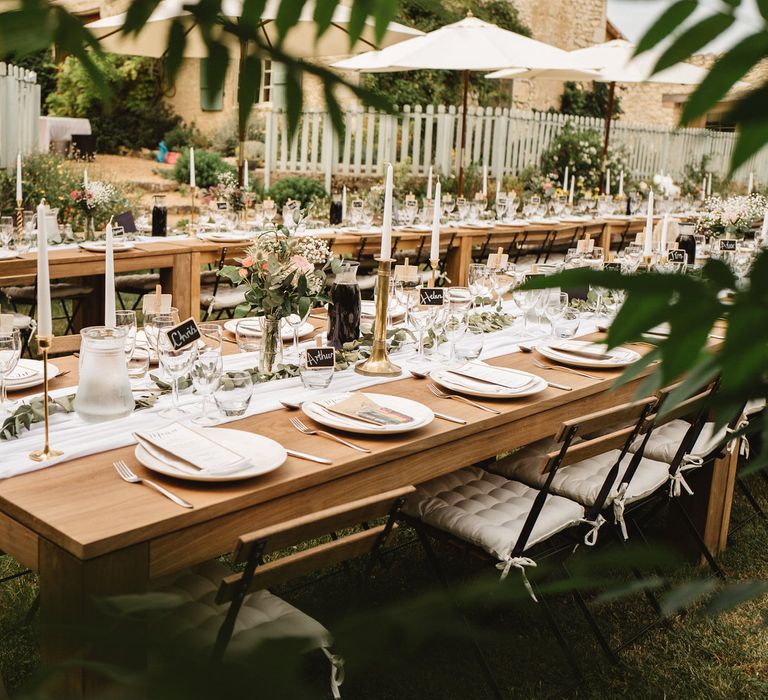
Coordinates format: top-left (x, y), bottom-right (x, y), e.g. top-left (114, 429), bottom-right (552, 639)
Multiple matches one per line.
top-left (200, 59), bottom-right (224, 111)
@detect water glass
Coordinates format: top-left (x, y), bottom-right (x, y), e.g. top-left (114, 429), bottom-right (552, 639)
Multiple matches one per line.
top-left (410, 305), bottom-right (434, 358)
top-left (127, 341), bottom-right (150, 380)
top-left (544, 291), bottom-right (569, 333)
top-left (286, 311), bottom-right (310, 361)
top-left (115, 310), bottom-right (137, 360)
top-left (157, 330), bottom-right (198, 419)
top-left (553, 308), bottom-right (580, 339)
top-left (192, 349), bottom-right (223, 426)
top-left (299, 350), bottom-right (335, 390)
top-left (0, 329), bottom-right (21, 416)
top-left (455, 324), bottom-right (484, 362)
top-left (442, 308), bottom-right (468, 363)
top-left (235, 319), bottom-right (261, 353)
top-left (213, 370), bottom-right (253, 417)
top-left (0, 217), bottom-right (13, 251)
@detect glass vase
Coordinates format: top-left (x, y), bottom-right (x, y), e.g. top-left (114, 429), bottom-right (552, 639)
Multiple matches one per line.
top-left (258, 316), bottom-right (283, 375)
top-left (85, 216), bottom-right (96, 241)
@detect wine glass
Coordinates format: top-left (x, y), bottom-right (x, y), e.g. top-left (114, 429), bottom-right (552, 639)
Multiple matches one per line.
top-left (115, 310), bottom-right (137, 361)
top-left (491, 264), bottom-right (516, 311)
top-left (192, 322), bottom-right (223, 426)
top-left (442, 196), bottom-right (455, 219)
top-left (442, 307), bottom-right (468, 364)
top-left (395, 280), bottom-right (418, 330)
top-left (447, 287), bottom-right (473, 312)
top-left (0, 217), bottom-right (13, 253)
top-left (512, 277), bottom-right (538, 332)
top-left (157, 330), bottom-right (198, 419)
top-left (143, 309), bottom-right (178, 358)
top-left (361, 205), bottom-right (375, 230)
top-left (495, 196), bottom-right (508, 222)
top-left (543, 291), bottom-right (569, 335)
top-left (468, 263), bottom-right (492, 309)
top-left (263, 199), bottom-right (277, 226)
top-left (0, 329), bottom-right (21, 417)
top-left (410, 305), bottom-right (434, 358)
top-left (456, 197), bottom-right (470, 222)
top-left (285, 308), bottom-right (311, 361)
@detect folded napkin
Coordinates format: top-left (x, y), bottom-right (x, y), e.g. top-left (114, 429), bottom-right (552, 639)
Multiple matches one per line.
top-left (6, 364), bottom-right (41, 383)
top-left (445, 363), bottom-right (536, 392)
top-left (134, 423), bottom-right (253, 474)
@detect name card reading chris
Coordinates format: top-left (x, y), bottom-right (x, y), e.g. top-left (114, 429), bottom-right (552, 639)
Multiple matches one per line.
top-left (668, 249), bottom-right (686, 262)
top-left (305, 347), bottom-right (335, 368)
top-left (419, 288), bottom-right (445, 306)
top-left (167, 318), bottom-right (201, 351)
top-left (719, 239), bottom-right (737, 251)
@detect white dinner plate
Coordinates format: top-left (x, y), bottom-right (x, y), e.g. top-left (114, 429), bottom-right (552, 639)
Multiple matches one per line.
top-left (536, 340), bottom-right (640, 369)
top-left (528, 217), bottom-right (560, 225)
top-left (198, 232), bottom-right (254, 243)
top-left (430, 365), bottom-right (548, 399)
top-left (603, 214), bottom-right (630, 221)
top-left (462, 221), bottom-right (494, 229)
top-left (0, 250), bottom-right (20, 260)
top-left (223, 317), bottom-right (315, 340)
top-left (6, 359), bottom-right (60, 390)
top-left (79, 240), bottom-right (135, 252)
top-left (302, 392), bottom-right (434, 435)
top-left (135, 427), bottom-right (287, 482)
top-left (360, 300), bottom-right (406, 319)
top-left (561, 216), bottom-right (589, 223)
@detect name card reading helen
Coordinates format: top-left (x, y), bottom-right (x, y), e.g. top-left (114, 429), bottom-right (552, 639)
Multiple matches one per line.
top-left (167, 318), bottom-right (201, 351)
top-left (419, 288), bottom-right (445, 306)
top-left (305, 347), bottom-right (335, 368)
top-left (668, 249), bottom-right (686, 262)
top-left (719, 239), bottom-right (737, 251)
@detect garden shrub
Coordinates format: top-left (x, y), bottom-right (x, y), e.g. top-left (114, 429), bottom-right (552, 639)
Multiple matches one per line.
top-left (46, 51), bottom-right (179, 154)
top-left (558, 81), bottom-right (622, 120)
top-left (172, 149), bottom-right (235, 188)
top-left (163, 123), bottom-right (208, 152)
top-left (267, 177), bottom-right (327, 208)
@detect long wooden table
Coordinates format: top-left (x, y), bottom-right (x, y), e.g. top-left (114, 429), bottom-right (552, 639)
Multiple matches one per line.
top-left (0, 219), bottom-right (648, 325)
top-left (0, 327), bottom-right (737, 696)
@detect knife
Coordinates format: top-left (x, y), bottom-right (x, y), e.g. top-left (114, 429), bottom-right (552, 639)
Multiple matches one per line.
top-left (287, 449), bottom-right (333, 464)
top-left (445, 368), bottom-right (535, 391)
top-left (434, 411), bottom-right (467, 424)
top-left (549, 346), bottom-right (615, 361)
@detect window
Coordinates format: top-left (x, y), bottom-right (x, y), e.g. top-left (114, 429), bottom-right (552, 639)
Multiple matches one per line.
top-left (255, 61), bottom-right (289, 107)
top-left (200, 59), bottom-right (224, 111)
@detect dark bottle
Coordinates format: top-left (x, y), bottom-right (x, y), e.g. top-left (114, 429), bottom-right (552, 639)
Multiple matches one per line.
top-left (328, 261), bottom-right (361, 350)
top-left (677, 232), bottom-right (697, 266)
top-left (151, 194), bottom-right (167, 237)
top-left (329, 193), bottom-right (343, 225)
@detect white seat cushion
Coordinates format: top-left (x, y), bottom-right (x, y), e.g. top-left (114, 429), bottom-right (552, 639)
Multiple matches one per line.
top-left (115, 273), bottom-right (160, 291)
top-left (200, 284), bottom-right (247, 311)
top-left (403, 466), bottom-right (585, 561)
top-left (631, 419), bottom-right (726, 464)
top-left (156, 560), bottom-right (332, 655)
top-left (2, 283), bottom-right (93, 300)
top-left (490, 439), bottom-right (670, 508)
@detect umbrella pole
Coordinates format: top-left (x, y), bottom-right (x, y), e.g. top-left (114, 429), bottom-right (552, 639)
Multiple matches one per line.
top-left (600, 81), bottom-right (616, 192)
top-left (238, 38), bottom-right (247, 188)
top-left (458, 69), bottom-right (469, 197)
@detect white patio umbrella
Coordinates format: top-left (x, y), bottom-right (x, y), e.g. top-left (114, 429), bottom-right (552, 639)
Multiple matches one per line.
top-left (86, 0), bottom-right (422, 182)
top-left (332, 13), bottom-right (597, 194)
top-left (486, 40), bottom-right (712, 168)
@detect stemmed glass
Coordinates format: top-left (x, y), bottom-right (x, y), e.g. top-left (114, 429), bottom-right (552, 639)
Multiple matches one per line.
top-left (0, 217), bottom-right (13, 254)
top-left (286, 308), bottom-right (311, 361)
top-left (143, 309), bottom-right (179, 358)
top-left (158, 330), bottom-right (198, 419)
top-left (456, 198), bottom-right (469, 222)
top-left (442, 307), bottom-right (468, 364)
top-left (263, 199), bottom-right (277, 226)
top-left (495, 196), bottom-right (508, 222)
top-left (468, 263), bottom-right (492, 309)
top-left (410, 304), bottom-right (434, 358)
top-left (442, 196), bottom-right (455, 220)
top-left (512, 277), bottom-right (539, 332)
top-left (491, 264), bottom-right (516, 311)
top-left (0, 329), bottom-right (21, 417)
top-left (115, 310), bottom-right (137, 362)
top-left (361, 205), bottom-right (375, 230)
top-left (192, 322), bottom-right (223, 426)
top-left (395, 280), bottom-right (418, 330)
top-left (543, 292), bottom-right (569, 335)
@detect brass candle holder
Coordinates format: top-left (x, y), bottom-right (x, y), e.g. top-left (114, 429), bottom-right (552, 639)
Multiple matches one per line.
top-left (29, 335), bottom-right (64, 463)
top-left (15, 199), bottom-right (23, 238)
top-left (429, 259), bottom-right (439, 288)
top-left (355, 258), bottom-right (401, 377)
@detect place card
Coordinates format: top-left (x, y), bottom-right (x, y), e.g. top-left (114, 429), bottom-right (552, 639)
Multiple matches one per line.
top-left (351, 198), bottom-right (364, 212)
top-left (419, 288), bottom-right (445, 306)
top-left (216, 201), bottom-right (228, 210)
top-left (719, 239), bottom-right (737, 251)
top-left (142, 292), bottom-right (172, 315)
top-left (487, 246), bottom-right (508, 269)
top-left (668, 249), bottom-right (686, 262)
top-left (305, 346), bottom-right (335, 368)
top-left (167, 317), bottom-right (201, 351)
top-left (111, 225), bottom-right (125, 237)
top-left (394, 259), bottom-right (419, 282)
top-left (604, 261), bottom-right (622, 272)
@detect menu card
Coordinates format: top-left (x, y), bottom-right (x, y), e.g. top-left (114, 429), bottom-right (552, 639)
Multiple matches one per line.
top-left (324, 394), bottom-right (412, 426)
top-left (134, 423), bottom-right (250, 472)
top-left (447, 363), bottom-right (534, 390)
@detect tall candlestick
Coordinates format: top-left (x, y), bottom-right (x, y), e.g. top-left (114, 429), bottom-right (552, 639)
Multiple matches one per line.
top-left (189, 147), bottom-right (196, 189)
top-left (748, 172), bottom-right (754, 195)
top-left (482, 165), bottom-right (488, 197)
top-left (16, 154), bottom-right (22, 202)
top-left (36, 202), bottom-right (52, 337)
top-left (760, 208), bottom-right (768, 245)
top-left (105, 220), bottom-right (116, 326)
top-left (605, 168), bottom-right (611, 196)
top-left (83, 168), bottom-right (88, 190)
top-left (707, 173), bottom-right (712, 196)
top-left (568, 175), bottom-right (575, 206)
top-left (380, 163), bottom-right (393, 260)
top-left (496, 179), bottom-right (501, 202)
top-left (562, 165), bottom-right (569, 190)
top-left (701, 177), bottom-right (707, 201)
top-left (659, 213), bottom-right (668, 254)
top-left (243, 158), bottom-right (249, 190)
top-left (644, 190), bottom-right (654, 257)
top-left (430, 180), bottom-right (441, 262)
top-left (341, 185), bottom-right (347, 222)
top-left (618, 171), bottom-right (624, 197)
top-left (427, 166), bottom-right (433, 200)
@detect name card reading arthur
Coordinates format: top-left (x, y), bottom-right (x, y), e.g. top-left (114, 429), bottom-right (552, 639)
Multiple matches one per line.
top-left (111, 225), bottom-right (125, 237)
top-left (604, 261), bottom-right (622, 272)
top-left (719, 239), bottom-right (737, 251)
top-left (668, 249), bottom-right (686, 262)
top-left (305, 347), bottom-right (335, 368)
top-left (167, 318), bottom-right (201, 351)
top-left (419, 288), bottom-right (445, 306)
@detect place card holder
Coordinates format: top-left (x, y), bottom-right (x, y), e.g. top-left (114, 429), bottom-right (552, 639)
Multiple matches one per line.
top-left (167, 318), bottom-right (201, 351)
top-left (305, 346), bottom-right (335, 369)
top-left (719, 239), bottom-right (737, 252)
top-left (142, 290), bottom-right (173, 315)
top-left (668, 249), bottom-right (686, 263)
top-left (419, 288), bottom-right (445, 306)
top-left (217, 201), bottom-right (228, 211)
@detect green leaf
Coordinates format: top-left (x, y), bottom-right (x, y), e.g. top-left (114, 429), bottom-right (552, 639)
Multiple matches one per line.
top-left (635, 0), bottom-right (698, 54)
top-left (705, 581), bottom-right (768, 615)
top-left (374, 0), bottom-right (398, 45)
top-left (758, 0), bottom-right (768, 20)
top-left (681, 32), bottom-right (768, 124)
top-left (313, 0), bottom-right (338, 39)
top-left (238, 50), bottom-right (262, 139)
top-left (164, 19), bottom-right (188, 86)
top-left (240, 0), bottom-right (268, 27)
top-left (730, 120), bottom-right (768, 174)
top-left (203, 39), bottom-right (230, 104)
top-left (275, 0), bottom-right (307, 41)
top-left (347, 0), bottom-right (373, 48)
top-left (653, 13), bottom-right (736, 73)
top-left (660, 579), bottom-right (718, 617)
top-left (123, 0), bottom-right (162, 35)
top-left (284, 68), bottom-right (304, 138)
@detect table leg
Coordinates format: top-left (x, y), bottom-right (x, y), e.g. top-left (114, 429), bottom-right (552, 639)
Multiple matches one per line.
top-left (160, 252), bottom-right (201, 321)
top-left (39, 539), bottom-right (149, 697)
top-left (600, 225), bottom-right (612, 253)
top-left (445, 235), bottom-right (472, 286)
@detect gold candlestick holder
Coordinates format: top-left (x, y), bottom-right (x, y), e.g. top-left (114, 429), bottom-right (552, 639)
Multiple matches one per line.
top-left (15, 199), bottom-right (23, 238)
top-left (429, 258), bottom-right (439, 288)
top-left (29, 335), bottom-right (64, 463)
top-left (355, 258), bottom-right (401, 377)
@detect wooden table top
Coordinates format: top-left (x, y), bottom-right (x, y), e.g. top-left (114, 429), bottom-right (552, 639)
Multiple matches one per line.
top-left (0, 326), bottom-right (652, 568)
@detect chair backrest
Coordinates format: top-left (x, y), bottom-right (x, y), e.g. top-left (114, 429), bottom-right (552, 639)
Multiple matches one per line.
top-left (45, 334), bottom-right (81, 357)
top-left (509, 396), bottom-right (658, 556)
top-left (212, 486), bottom-right (413, 657)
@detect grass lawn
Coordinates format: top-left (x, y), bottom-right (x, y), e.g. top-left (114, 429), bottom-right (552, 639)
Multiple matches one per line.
top-left (1, 469), bottom-right (767, 698)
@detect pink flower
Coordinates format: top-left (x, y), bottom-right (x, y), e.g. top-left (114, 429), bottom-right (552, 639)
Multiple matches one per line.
top-left (238, 268), bottom-right (248, 279)
top-left (241, 256), bottom-right (254, 268)
top-left (543, 182), bottom-right (553, 190)
top-left (288, 254), bottom-right (313, 275)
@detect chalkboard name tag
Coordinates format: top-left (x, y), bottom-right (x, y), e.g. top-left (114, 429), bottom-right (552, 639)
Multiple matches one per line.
top-left (167, 318), bottom-right (201, 351)
top-left (111, 225), bottom-right (125, 237)
top-left (668, 249), bottom-right (686, 262)
top-left (351, 199), bottom-right (364, 209)
top-left (719, 239), bottom-right (737, 251)
top-left (604, 262), bottom-right (622, 272)
top-left (305, 347), bottom-right (335, 368)
top-left (419, 288), bottom-right (445, 306)
top-left (217, 201), bottom-right (228, 211)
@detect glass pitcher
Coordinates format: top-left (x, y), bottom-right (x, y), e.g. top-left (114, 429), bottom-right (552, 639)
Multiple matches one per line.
top-left (328, 261), bottom-right (361, 350)
top-left (152, 194), bottom-right (168, 236)
top-left (73, 327), bottom-right (135, 423)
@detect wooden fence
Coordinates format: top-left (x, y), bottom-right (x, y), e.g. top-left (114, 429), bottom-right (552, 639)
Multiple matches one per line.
top-left (258, 104), bottom-right (767, 191)
top-left (0, 62), bottom-right (40, 170)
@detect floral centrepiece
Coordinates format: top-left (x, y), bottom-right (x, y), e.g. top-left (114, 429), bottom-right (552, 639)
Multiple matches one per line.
top-left (695, 194), bottom-right (768, 239)
top-left (69, 180), bottom-right (121, 236)
top-left (220, 229), bottom-right (338, 373)
top-left (209, 171), bottom-right (246, 212)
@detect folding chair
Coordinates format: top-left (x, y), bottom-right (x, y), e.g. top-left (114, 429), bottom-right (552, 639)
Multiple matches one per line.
top-left (729, 400), bottom-right (768, 537)
top-left (200, 247), bottom-right (246, 320)
top-left (155, 487), bottom-right (412, 698)
top-left (2, 280), bottom-right (93, 335)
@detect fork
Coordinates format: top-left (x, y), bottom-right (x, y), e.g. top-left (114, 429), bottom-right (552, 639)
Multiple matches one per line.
top-left (113, 460), bottom-right (194, 509)
top-left (289, 416), bottom-right (371, 453)
top-left (532, 359), bottom-right (599, 380)
top-left (427, 384), bottom-right (501, 414)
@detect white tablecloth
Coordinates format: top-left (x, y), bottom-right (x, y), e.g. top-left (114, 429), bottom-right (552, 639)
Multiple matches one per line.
top-left (0, 302), bottom-right (602, 479)
top-left (38, 116), bottom-right (92, 153)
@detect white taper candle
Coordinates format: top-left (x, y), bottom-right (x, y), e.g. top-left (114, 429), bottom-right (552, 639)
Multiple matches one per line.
top-left (189, 147), bottom-right (196, 189)
top-left (380, 163), bottom-right (393, 259)
top-left (104, 220), bottom-right (116, 327)
top-left (644, 190), bottom-right (654, 257)
top-left (430, 180), bottom-right (441, 261)
top-left (341, 185), bottom-right (347, 222)
top-left (660, 213), bottom-right (668, 254)
top-left (243, 159), bottom-right (249, 190)
top-left (568, 175), bottom-right (575, 206)
top-left (427, 166), bottom-right (433, 200)
top-left (16, 154), bottom-right (22, 202)
top-left (563, 165), bottom-right (568, 190)
top-left (36, 202), bottom-right (52, 337)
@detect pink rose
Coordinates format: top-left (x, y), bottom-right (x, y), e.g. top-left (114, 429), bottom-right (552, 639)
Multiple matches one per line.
top-left (238, 268), bottom-right (248, 279)
top-left (288, 254), bottom-right (313, 275)
top-left (241, 256), bottom-right (254, 267)
top-left (543, 182), bottom-right (553, 190)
